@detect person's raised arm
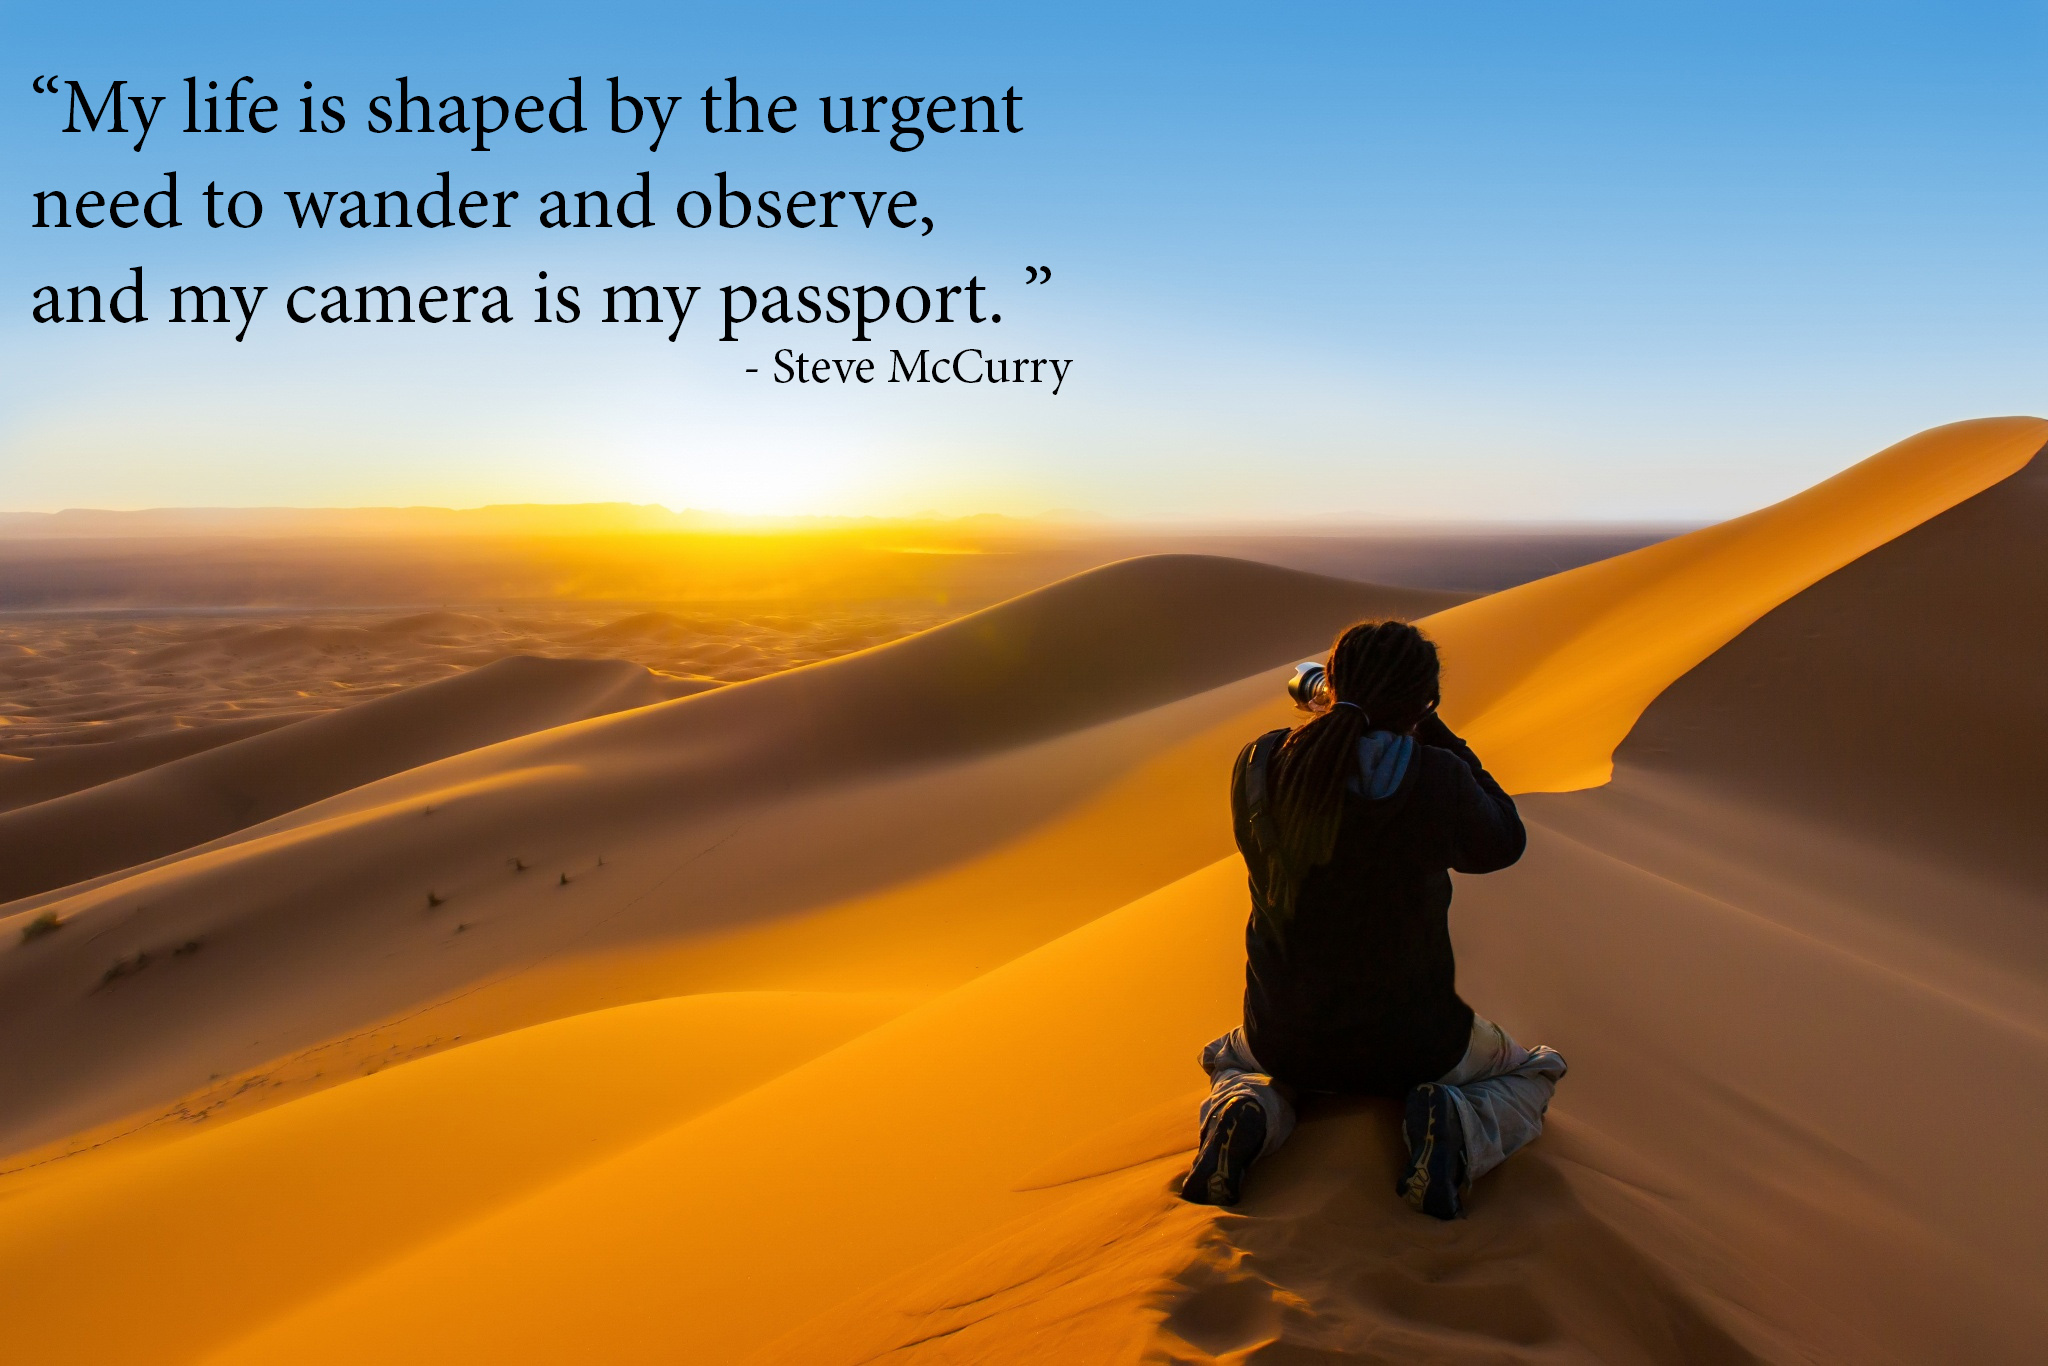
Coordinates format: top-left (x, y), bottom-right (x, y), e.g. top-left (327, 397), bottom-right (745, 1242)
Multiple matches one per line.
top-left (1418, 713), bottom-right (1526, 873)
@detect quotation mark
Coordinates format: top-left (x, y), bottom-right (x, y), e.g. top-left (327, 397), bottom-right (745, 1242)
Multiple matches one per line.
top-left (31, 75), bottom-right (61, 94)
top-left (1025, 266), bottom-right (1053, 284)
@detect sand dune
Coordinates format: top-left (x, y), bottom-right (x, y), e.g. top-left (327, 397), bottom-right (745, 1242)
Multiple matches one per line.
top-left (1433, 437), bottom-right (2048, 1361)
top-left (0, 654), bottom-right (709, 904)
top-left (0, 420), bottom-right (2042, 1364)
top-left (1613, 437), bottom-right (2048, 896)
top-left (0, 716), bottom-right (300, 813)
top-left (1417, 416), bottom-right (2048, 792)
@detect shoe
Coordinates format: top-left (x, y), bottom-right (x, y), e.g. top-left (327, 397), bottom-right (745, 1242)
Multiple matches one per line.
top-left (1181, 1095), bottom-right (1267, 1207)
top-left (1397, 1083), bottom-right (1467, 1220)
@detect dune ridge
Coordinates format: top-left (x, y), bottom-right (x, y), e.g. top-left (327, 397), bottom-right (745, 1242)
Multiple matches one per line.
top-left (1420, 416), bottom-right (2046, 792)
top-left (0, 716), bottom-right (300, 813)
top-left (0, 654), bottom-right (709, 903)
top-left (1611, 442), bottom-right (2048, 896)
top-left (1, 421), bottom-right (2043, 1364)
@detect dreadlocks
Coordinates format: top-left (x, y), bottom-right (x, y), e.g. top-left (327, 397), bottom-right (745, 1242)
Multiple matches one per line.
top-left (1267, 619), bottom-right (1441, 873)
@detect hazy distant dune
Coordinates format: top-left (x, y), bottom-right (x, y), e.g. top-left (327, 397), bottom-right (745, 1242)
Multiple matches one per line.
top-left (0, 602), bottom-right (958, 752)
top-left (0, 520), bottom-right (1679, 612)
top-left (0, 518), bottom-right (1670, 753)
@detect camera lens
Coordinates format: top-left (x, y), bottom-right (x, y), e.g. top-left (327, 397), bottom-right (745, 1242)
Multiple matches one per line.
top-left (1286, 662), bottom-right (1325, 710)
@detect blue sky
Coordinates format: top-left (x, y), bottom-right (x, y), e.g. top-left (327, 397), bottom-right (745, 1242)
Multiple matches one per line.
top-left (3, 1), bottom-right (2043, 519)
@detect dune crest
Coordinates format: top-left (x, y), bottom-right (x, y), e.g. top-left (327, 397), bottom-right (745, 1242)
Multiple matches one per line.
top-left (1424, 416), bottom-right (2047, 792)
top-left (0, 716), bottom-right (301, 814)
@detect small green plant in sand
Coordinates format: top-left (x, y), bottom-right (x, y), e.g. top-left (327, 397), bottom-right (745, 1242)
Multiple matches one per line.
top-left (100, 951), bottom-right (153, 987)
top-left (20, 911), bottom-right (63, 943)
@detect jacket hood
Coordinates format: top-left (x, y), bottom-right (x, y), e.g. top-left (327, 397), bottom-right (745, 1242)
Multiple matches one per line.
top-left (1349, 730), bottom-right (1416, 801)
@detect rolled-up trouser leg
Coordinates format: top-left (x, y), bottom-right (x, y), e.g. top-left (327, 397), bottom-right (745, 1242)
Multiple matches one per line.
top-left (1197, 1028), bottom-right (1296, 1159)
top-left (1436, 1015), bottom-right (1567, 1184)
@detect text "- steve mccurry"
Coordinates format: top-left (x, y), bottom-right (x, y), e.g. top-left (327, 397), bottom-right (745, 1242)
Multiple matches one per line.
top-left (771, 348), bottom-right (1073, 394)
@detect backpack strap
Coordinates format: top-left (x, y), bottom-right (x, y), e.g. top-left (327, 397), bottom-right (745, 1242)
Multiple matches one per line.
top-left (1239, 728), bottom-right (1288, 854)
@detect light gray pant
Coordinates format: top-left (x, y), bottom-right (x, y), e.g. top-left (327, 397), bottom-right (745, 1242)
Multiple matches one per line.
top-left (1197, 1016), bottom-right (1567, 1184)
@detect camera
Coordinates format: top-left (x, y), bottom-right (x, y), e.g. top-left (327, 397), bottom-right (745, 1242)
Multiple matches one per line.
top-left (1287, 661), bottom-right (1327, 712)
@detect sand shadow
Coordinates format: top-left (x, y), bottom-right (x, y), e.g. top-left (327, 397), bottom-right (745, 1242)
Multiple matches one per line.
top-left (1156, 1098), bottom-right (1770, 1364)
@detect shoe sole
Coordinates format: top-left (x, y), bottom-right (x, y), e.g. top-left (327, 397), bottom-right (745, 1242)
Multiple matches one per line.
top-left (1399, 1084), bottom-right (1463, 1220)
top-left (1183, 1100), bottom-right (1263, 1207)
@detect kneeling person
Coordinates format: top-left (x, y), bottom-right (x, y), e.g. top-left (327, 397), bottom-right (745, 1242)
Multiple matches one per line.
top-left (1182, 620), bottom-right (1566, 1219)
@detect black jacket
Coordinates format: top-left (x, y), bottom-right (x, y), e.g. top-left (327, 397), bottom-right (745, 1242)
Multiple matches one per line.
top-left (1231, 713), bottom-right (1525, 1095)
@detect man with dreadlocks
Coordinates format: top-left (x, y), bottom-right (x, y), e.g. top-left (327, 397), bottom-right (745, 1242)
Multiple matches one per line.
top-left (1181, 619), bottom-right (1566, 1219)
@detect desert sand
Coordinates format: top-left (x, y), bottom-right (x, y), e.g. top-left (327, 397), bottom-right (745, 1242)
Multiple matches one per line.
top-left (0, 603), bottom-right (963, 752)
top-left (0, 417), bottom-right (2042, 1364)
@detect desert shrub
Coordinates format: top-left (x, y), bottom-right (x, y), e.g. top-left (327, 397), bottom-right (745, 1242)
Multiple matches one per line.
top-left (100, 951), bottom-right (153, 986)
